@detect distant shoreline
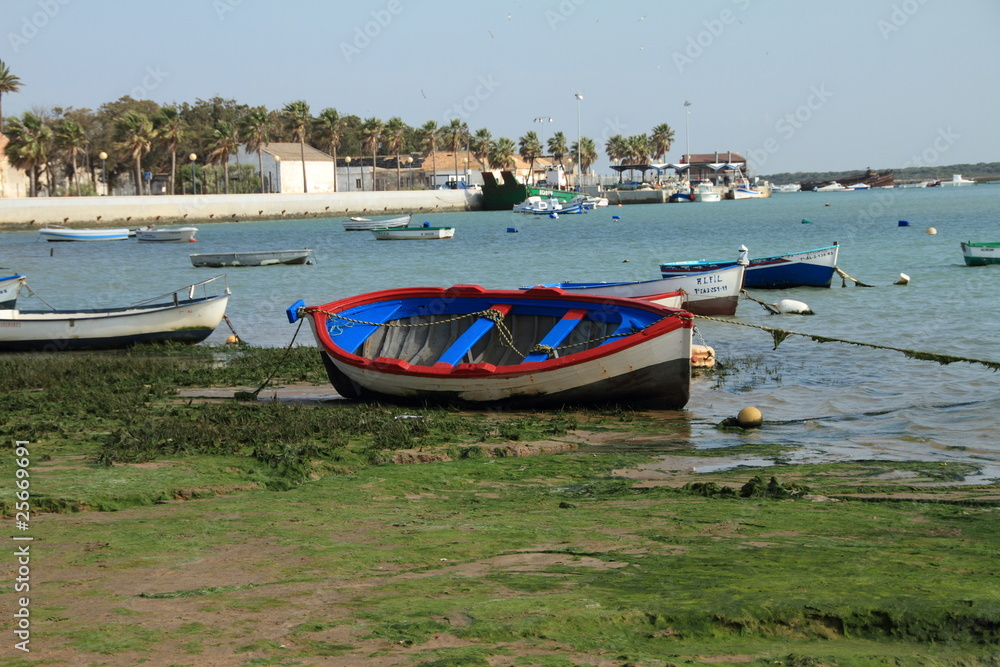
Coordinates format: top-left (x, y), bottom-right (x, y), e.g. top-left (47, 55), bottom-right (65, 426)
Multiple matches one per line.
top-left (0, 190), bottom-right (482, 230)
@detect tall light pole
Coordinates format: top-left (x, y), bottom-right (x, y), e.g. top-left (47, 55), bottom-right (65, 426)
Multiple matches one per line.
top-left (406, 156), bottom-right (413, 188)
top-left (684, 100), bottom-right (692, 163)
top-left (345, 156), bottom-right (352, 191)
top-left (98, 151), bottom-right (107, 196)
top-left (189, 153), bottom-right (197, 195)
top-left (574, 92), bottom-right (583, 186)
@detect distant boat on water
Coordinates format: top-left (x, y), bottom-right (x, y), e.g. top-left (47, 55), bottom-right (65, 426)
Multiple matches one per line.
top-left (342, 214), bottom-right (411, 231)
top-left (190, 249), bottom-right (314, 267)
top-left (961, 242), bottom-right (1000, 266)
top-left (39, 226), bottom-right (130, 242)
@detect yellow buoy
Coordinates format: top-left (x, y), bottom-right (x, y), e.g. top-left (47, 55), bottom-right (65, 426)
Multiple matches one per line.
top-left (226, 335), bottom-right (240, 345)
top-left (737, 406), bottom-right (763, 428)
top-left (926, 227), bottom-right (937, 235)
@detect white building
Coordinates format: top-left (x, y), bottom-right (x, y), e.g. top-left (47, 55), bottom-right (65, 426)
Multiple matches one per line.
top-left (231, 142), bottom-right (337, 194)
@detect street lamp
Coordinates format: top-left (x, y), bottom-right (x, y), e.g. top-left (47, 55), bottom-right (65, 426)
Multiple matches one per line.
top-left (98, 151), bottom-right (107, 196)
top-left (462, 157), bottom-right (468, 185)
top-left (189, 153), bottom-right (197, 195)
top-left (405, 156), bottom-right (413, 189)
top-left (574, 92), bottom-right (583, 185)
top-left (684, 100), bottom-right (692, 163)
top-left (345, 156), bottom-right (352, 191)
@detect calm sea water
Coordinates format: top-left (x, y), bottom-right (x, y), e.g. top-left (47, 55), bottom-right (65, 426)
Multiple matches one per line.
top-left (4, 185), bottom-right (999, 477)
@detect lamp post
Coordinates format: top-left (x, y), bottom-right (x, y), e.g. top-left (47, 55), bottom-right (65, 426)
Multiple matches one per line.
top-left (98, 151), bottom-right (107, 196)
top-left (574, 92), bottom-right (583, 185)
top-left (462, 158), bottom-right (468, 186)
top-left (345, 156), bottom-right (352, 191)
top-left (405, 156), bottom-right (413, 189)
top-left (684, 100), bottom-right (691, 163)
top-left (272, 155), bottom-right (280, 193)
top-left (189, 153), bottom-right (197, 195)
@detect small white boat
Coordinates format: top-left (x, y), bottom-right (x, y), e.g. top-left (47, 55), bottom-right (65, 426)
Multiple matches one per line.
top-left (39, 226), bottom-right (130, 242)
top-left (0, 275), bottom-right (230, 351)
top-left (371, 226), bottom-right (455, 240)
top-left (134, 226), bottom-right (198, 243)
top-left (189, 249), bottom-right (314, 267)
top-left (513, 196), bottom-right (586, 215)
top-left (692, 180), bottom-right (722, 202)
top-left (342, 214), bottom-right (412, 231)
top-left (0, 274), bottom-right (25, 309)
top-left (772, 183), bottom-right (801, 194)
top-left (813, 182), bottom-right (849, 192)
top-left (940, 174), bottom-right (976, 187)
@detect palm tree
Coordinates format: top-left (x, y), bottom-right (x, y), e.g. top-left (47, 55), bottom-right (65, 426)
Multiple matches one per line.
top-left (650, 123), bottom-right (675, 162)
top-left (282, 100), bottom-right (311, 193)
top-left (470, 128), bottom-right (492, 170)
top-left (518, 131), bottom-right (542, 184)
top-left (488, 137), bottom-right (516, 171)
top-left (571, 137), bottom-right (597, 175)
top-left (360, 116), bottom-right (383, 191)
top-left (114, 111), bottom-right (156, 195)
top-left (547, 131), bottom-right (568, 171)
top-left (239, 107), bottom-right (270, 193)
top-left (443, 119), bottom-right (468, 186)
top-left (314, 108), bottom-right (345, 192)
top-left (0, 60), bottom-right (23, 133)
top-left (383, 116), bottom-right (406, 190)
top-left (418, 120), bottom-right (439, 188)
top-left (55, 119), bottom-right (86, 196)
top-left (155, 106), bottom-right (184, 194)
top-left (419, 120), bottom-right (441, 189)
top-left (4, 111), bottom-right (50, 196)
top-left (208, 120), bottom-right (239, 194)
top-left (605, 134), bottom-right (627, 164)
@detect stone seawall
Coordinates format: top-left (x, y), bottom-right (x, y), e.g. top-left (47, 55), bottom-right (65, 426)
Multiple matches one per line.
top-left (0, 190), bottom-right (483, 230)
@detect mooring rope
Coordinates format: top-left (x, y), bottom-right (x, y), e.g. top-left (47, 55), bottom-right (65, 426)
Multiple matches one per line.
top-left (234, 318), bottom-right (305, 401)
top-left (834, 266), bottom-right (874, 287)
top-left (740, 289), bottom-right (779, 314)
top-left (695, 314), bottom-right (1000, 371)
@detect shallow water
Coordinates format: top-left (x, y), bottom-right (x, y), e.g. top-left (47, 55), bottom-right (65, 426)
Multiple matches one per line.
top-left (4, 185), bottom-right (999, 476)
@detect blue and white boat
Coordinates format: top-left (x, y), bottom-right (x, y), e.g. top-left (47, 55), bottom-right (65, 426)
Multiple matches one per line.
top-left (514, 196), bottom-right (586, 215)
top-left (38, 226), bottom-right (131, 242)
top-left (660, 244), bottom-right (840, 289)
top-left (526, 264), bottom-right (746, 316)
top-left (287, 284), bottom-right (692, 409)
top-left (0, 274), bottom-right (25, 309)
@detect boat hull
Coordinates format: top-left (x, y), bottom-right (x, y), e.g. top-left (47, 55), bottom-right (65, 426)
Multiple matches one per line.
top-left (343, 215), bottom-right (411, 231)
top-left (135, 227), bottom-right (198, 243)
top-left (0, 275), bottom-right (25, 310)
top-left (0, 294), bottom-right (229, 352)
top-left (39, 227), bottom-right (130, 242)
top-left (530, 264), bottom-right (745, 316)
top-left (295, 285), bottom-right (692, 409)
top-left (371, 227), bottom-right (454, 240)
top-left (961, 242), bottom-right (1000, 266)
top-left (660, 245), bottom-right (838, 289)
top-left (189, 249), bottom-right (314, 267)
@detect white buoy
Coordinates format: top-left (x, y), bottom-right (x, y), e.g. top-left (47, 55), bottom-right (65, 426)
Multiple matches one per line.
top-left (926, 227), bottom-right (937, 235)
top-left (772, 298), bottom-right (813, 315)
top-left (894, 273), bottom-right (910, 285)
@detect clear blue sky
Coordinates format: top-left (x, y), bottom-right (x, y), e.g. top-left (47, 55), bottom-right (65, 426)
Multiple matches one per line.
top-left (3, 0), bottom-right (998, 175)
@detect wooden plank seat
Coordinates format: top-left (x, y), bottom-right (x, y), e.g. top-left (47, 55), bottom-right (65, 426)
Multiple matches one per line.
top-left (433, 303), bottom-right (514, 367)
top-left (522, 308), bottom-right (589, 363)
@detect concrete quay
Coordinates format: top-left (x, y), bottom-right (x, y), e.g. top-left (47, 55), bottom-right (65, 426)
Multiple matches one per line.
top-left (0, 190), bottom-right (483, 230)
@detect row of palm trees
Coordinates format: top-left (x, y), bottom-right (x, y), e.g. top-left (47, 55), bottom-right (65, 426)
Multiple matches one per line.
top-left (0, 60), bottom-right (674, 197)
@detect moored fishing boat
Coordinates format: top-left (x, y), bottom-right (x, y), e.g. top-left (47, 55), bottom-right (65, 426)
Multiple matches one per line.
top-left (342, 214), bottom-right (411, 231)
top-left (133, 226), bottom-right (199, 243)
top-left (961, 242), bottom-right (1000, 266)
top-left (189, 249), bottom-right (314, 267)
top-left (286, 284), bottom-right (692, 409)
top-left (39, 226), bottom-right (131, 242)
top-left (526, 264), bottom-right (746, 316)
top-left (370, 226), bottom-right (454, 240)
top-left (660, 244), bottom-right (839, 289)
top-left (0, 275), bottom-right (230, 352)
top-left (691, 180), bottom-right (722, 202)
top-left (0, 274), bottom-right (25, 309)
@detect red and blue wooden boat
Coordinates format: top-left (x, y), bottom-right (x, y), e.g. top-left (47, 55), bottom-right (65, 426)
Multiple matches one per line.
top-left (287, 284), bottom-right (693, 409)
top-left (659, 244), bottom-right (839, 289)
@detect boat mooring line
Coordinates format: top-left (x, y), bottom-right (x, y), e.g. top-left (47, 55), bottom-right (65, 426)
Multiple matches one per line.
top-left (834, 266), bottom-right (874, 287)
top-left (695, 315), bottom-right (1000, 371)
top-left (234, 318), bottom-right (305, 402)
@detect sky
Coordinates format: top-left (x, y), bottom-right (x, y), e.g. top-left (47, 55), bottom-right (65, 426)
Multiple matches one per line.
top-left (3, 0), bottom-right (999, 176)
